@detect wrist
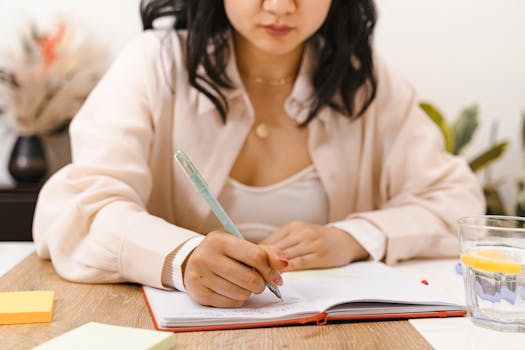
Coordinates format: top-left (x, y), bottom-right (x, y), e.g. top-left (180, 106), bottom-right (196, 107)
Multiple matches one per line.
top-left (330, 227), bottom-right (369, 263)
top-left (345, 232), bottom-right (369, 262)
top-left (327, 219), bottom-right (386, 262)
top-left (171, 236), bottom-right (204, 292)
top-left (161, 236), bottom-right (204, 290)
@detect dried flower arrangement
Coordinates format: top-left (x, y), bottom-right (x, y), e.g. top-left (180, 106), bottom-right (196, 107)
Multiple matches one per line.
top-left (0, 20), bottom-right (109, 136)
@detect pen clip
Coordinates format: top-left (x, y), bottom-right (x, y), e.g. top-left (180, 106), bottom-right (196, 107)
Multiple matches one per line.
top-left (175, 149), bottom-right (198, 176)
top-left (174, 149), bottom-right (210, 192)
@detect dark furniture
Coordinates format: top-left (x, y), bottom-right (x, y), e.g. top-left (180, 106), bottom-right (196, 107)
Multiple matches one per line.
top-left (0, 182), bottom-right (43, 241)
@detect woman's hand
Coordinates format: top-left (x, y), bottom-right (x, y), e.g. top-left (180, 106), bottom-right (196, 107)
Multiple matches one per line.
top-left (183, 231), bottom-right (287, 308)
top-left (260, 221), bottom-right (369, 271)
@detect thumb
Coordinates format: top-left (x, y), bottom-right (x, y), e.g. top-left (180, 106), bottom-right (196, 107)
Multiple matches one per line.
top-left (260, 244), bottom-right (289, 271)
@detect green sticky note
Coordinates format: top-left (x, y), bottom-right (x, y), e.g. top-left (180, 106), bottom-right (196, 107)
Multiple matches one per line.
top-left (33, 322), bottom-right (174, 350)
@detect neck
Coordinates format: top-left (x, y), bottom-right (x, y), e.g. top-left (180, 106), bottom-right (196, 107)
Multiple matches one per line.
top-left (233, 33), bottom-right (303, 81)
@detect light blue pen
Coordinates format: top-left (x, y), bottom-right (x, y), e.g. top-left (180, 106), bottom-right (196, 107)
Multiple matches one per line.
top-left (174, 149), bottom-right (283, 301)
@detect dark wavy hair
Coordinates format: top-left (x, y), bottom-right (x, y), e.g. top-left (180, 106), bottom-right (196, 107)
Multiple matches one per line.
top-left (140, 0), bottom-right (377, 125)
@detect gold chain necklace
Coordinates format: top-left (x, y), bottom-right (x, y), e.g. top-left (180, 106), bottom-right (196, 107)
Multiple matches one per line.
top-left (239, 70), bottom-right (296, 139)
top-left (241, 71), bottom-right (296, 139)
top-left (240, 71), bottom-right (297, 86)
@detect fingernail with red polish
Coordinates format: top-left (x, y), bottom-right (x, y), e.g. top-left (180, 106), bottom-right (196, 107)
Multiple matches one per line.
top-left (278, 254), bottom-right (289, 267)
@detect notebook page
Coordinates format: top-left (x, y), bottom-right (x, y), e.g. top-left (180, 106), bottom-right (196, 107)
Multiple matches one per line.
top-left (144, 284), bottom-right (320, 327)
top-left (283, 262), bottom-right (462, 313)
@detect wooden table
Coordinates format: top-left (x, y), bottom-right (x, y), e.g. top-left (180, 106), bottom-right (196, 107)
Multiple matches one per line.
top-left (0, 254), bottom-right (432, 349)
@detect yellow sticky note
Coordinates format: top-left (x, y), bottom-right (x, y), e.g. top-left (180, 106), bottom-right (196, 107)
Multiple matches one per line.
top-left (0, 291), bottom-right (54, 325)
top-left (34, 322), bottom-right (175, 350)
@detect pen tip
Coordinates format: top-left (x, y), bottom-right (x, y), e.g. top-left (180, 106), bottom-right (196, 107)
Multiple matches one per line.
top-left (266, 283), bottom-right (282, 301)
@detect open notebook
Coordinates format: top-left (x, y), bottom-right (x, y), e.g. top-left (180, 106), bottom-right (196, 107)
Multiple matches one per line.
top-left (143, 261), bottom-right (464, 332)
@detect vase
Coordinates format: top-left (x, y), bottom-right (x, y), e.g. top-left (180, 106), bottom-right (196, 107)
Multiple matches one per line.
top-left (8, 135), bottom-right (48, 183)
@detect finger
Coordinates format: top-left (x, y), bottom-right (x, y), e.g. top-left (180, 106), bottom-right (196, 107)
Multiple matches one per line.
top-left (259, 244), bottom-right (289, 271)
top-left (286, 253), bottom-right (319, 271)
top-left (213, 257), bottom-right (266, 294)
top-left (259, 227), bottom-right (288, 245)
top-left (260, 221), bottom-right (301, 245)
top-left (271, 235), bottom-right (303, 252)
top-left (282, 242), bottom-right (316, 261)
top-left (185, 268), bottom-right (247, 307)
top-left (193, 286), bottom-right (246, 308)
top-left (224, 242), bottom-right (282, 287)
top-left (205, 272), bottom-right (253, 301)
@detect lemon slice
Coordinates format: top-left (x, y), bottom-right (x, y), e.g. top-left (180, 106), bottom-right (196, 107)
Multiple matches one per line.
top-left (460, 249), bottom-right (522, 274)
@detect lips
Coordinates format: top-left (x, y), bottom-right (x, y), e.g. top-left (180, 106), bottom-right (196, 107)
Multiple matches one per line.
top-left (261, 24), bottom-right (294, 36)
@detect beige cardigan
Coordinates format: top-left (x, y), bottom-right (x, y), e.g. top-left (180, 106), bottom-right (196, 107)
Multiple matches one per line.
top-left (33, 30), bottom-right (485, 289)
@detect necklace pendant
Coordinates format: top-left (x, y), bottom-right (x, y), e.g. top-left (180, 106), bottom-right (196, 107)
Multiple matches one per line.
top-left (254, 123), bottom-right (270, 139)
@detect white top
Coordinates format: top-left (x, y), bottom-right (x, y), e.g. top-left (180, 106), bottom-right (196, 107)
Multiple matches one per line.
top-left (173, 166), bottom-right (386, 290)
top-left (201, 165), bottom-right (328, 243)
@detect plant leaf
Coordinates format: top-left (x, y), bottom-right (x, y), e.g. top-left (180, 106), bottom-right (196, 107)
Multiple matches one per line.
top-left (468, 141), bottom-right (509, 173)
top-left (483, 185), bottom-right (507, 215)
top-left (453, 104), bottom-right (479, 155)
top-left (419, 102), bottom-right (454, 153)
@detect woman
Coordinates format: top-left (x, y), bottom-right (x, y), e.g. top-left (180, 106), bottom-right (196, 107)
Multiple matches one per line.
top-left (33, 0), bottom-right (484, 308)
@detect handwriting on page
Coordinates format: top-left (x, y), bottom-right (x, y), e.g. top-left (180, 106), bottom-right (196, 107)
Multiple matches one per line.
top-left (173, 287), bottom-right (312, 320)
top-left (188, 299), bottom-right (304, 319)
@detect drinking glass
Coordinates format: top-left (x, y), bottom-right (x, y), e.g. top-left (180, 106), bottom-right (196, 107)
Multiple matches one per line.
top-left (458, 215), bottom-right (525, 332)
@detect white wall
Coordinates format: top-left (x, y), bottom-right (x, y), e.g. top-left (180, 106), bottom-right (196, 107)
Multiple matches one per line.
top-left (1, 0), bottom-right (524, 211)
top-left (0, 0), bottom-right (142, 55)
top-left (375, 0), bottom-right (525, 211)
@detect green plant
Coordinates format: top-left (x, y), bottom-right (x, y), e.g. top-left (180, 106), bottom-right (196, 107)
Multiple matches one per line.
top-left (420, 102), bottom-right (509, 215)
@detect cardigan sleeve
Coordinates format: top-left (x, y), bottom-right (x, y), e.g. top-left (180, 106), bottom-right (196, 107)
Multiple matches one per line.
top-left (32, 31), bottom-right (200, 289)
top-left (349, 58), bottom-right (486, 265)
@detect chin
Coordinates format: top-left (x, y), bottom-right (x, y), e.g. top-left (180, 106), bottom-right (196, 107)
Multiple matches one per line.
top-left (254, 39), bottom-right (303, 57)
